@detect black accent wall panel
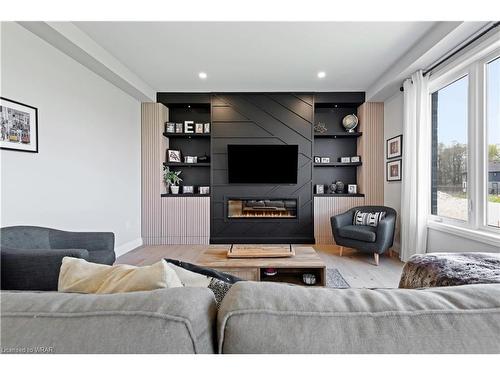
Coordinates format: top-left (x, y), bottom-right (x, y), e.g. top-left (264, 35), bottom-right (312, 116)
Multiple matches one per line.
top-left (210, 93), bottom-right (314, 244)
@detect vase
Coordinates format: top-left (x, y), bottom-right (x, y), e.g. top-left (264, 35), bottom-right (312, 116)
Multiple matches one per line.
top-left (164, 181), bottom-right (170, 194)
top-left (170, 186), bottom-right (180, 194)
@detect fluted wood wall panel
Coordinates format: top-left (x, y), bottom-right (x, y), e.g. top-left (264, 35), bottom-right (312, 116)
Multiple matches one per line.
top-left (314, 196), bottom-right (366, 244)
top-left (357, 102), bottom-right (384, 205)
top-left (141, 103), bottom-right (167, 245)
top-left (160, 197), bottom-right (210, 244)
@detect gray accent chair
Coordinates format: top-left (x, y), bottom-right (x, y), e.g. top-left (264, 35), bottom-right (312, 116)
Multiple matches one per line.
top-left (1, 226), bottom-right (115, 291)
top-left (330, 205), bottom-right (396, 265)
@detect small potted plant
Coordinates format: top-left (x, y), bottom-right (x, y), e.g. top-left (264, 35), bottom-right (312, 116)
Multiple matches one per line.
top-left (163, 166), bottom-right (183, 194)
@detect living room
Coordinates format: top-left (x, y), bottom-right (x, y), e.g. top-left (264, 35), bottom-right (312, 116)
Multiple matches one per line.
top-left (1, 0), bottom-right (499, 370)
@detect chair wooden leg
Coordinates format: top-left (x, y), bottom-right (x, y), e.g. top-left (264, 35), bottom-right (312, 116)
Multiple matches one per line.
top-left (374, 253), bottom-right (379, 266)
top-left (389, 249), bottom-right (394, 258)
top-left (339, 246), bottom-right (343, 257)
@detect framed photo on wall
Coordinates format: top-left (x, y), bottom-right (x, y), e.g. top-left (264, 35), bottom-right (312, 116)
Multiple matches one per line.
top-left (386, 134), bottom-right (402, 159)
top-left (386, 159), bottom-right (402, 181)
top-left (167, 149), bottom-right (181, 163)
top-left (0, 97), bottom-right (38, 153)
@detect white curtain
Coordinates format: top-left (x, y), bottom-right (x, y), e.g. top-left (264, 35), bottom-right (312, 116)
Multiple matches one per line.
top-left (400, 70), bottom-right (431, 262)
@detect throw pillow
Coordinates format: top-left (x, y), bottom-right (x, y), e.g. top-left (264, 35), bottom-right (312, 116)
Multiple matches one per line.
top-left (164, 258), bottom-right (243, 283)
top-left (208, 278), bottom-right (233, 308)
top-left (58, 257), bottom-right (183, 294)
top-left (167, 262), bottom-right (211, 287)
top-left (353, 210), bottom-right (386, 227)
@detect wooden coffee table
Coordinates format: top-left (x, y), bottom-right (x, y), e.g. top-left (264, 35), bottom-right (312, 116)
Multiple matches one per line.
top-left (196, 246), bottom-right (326, 287)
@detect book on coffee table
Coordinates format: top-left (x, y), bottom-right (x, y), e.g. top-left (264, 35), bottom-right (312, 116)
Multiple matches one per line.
top-left (227, 244), bottom-right (295, 258)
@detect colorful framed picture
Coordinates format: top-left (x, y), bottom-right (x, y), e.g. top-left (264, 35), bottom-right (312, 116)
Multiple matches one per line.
top-left (386, 159), bottom-right (402, 181)
top-left (0, 97), bottom-right (38, 153)
top-left (386, 135), bottom-right (402, 159)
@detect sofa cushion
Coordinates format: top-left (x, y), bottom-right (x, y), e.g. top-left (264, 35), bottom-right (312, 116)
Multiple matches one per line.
top-left (338, 224), bottom-right (377, 242)
top-left (1, 247), bottom-right (90, 291)
top-left (218, 282), bottom-right (500, 354)
top-left (353, 210), bottom-right (386, 227)
top-left (1, 287), bottom-right (217, 353)
top-left (58, 257), bottom-right (183, 294)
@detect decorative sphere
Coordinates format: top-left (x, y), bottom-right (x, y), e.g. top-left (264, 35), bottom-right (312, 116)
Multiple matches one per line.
top-left (342, 114), bottom-right (359, 133)
top-left (335, 180), bottom-right (345, 193)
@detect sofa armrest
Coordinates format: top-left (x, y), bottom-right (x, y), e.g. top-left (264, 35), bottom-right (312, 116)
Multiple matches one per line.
top-left (331, 210), bottom-right (354, 230)
top-left (375, 214), bottom-right (396, 252)
top-left (1, 247), bottom-right (89, 291)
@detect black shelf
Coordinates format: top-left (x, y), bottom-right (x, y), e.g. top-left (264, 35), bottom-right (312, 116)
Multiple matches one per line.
top-left (314, 193), bottom-right (365, 197)
top-left (314, 162), bottom-right (362, 168)
top-left (163, 132), bottom-right (211, 138)
top-left (163, 162), bottom-right (210, 168)
top-left (161, 193), bottom-right (210, 198)
top-left (314, 132), bottom-right (362, 138)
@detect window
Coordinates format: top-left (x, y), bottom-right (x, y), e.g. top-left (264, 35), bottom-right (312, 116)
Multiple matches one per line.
top-left (431, 76), bottom-right (469, 221)
top-left (487, 57), bottom-right (500, 228)
top-left (429, 37), bottom-right (500, 242)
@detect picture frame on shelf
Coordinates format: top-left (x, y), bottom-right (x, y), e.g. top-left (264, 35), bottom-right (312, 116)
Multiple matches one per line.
top-left (199, 186), bottom-right (210, 195)
top-left (203, 123), bottom-right (210, 133)
top-left (184, 156), bottom-right (197, 164)
top-left (386, 135), bottom-right (403, 159)
top-left (386, 159), bottom-right (402, 181)
top-left (165, 122), bottom-right (175, 133)
top-left (0, 97), bottom-right (38, 153)
top-left (348, 184), bottom-right (358, 194)
top-left (315, 184), bottom-right (324, 194)
top-left (175, 123), bottom-right (183, 133)
top-left (184, 120), bottom-right (195, 133)
top-left (195, 123), bottom-right (204, 133)
top-left (167, 149), bottom-right (181, 163)
top-left (340, 157), bottom-right (351, 163)
top-left (350, 156), bottom-right (361, 163)
top-left (182, 185), bottom-right (194, 194)
top-left (321, 157), bottom-right (330, 164)
top-left (314, 156), bottom-right (321, 163)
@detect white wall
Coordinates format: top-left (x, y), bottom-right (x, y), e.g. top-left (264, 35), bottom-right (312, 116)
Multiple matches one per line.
top-left (0, 22), bottom-right (141, 256)
top-left (383, 91), bottom-right (403, 253)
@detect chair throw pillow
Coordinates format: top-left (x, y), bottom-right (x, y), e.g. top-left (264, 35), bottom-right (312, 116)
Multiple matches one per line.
top-left (58, 257), bottom-right (183, 294)
top-left (353, 210), bottom-right (386, 227)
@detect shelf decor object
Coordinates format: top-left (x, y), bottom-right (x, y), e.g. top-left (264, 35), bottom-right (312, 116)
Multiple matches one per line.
top-left (348, 184), bottom-right (358, 194)
top-left (315, 184), bottom-right (324, 194)
top-left (167, 149), bottom-right (181, 163)
top-left (182, 185), bottom-right (194, 194)
top-left (199, 186), bottom-right (210, 195)
top-left (350, 156), bottom-right (361, 163)
top-left (314, 121), bottom-right (327, 134)
top-left (165, 122), bottom-right (175, 133)
top-left (175, 123), bottom-right (183, 133)
top-left (340, 157), bottom-right (351, 163)
top-left (342, 114), bottom-right (359, 133)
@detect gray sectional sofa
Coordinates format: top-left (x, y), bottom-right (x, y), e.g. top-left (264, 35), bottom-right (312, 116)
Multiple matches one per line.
top-left (2, 281), bottom-right (500, 354)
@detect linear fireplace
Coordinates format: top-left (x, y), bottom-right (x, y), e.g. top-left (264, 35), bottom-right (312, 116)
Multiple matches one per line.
top-left (228, 199), bottom-right (297, 219)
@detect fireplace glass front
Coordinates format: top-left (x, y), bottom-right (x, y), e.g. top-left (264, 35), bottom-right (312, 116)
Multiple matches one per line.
top-left (227, 199), bottom-right (297, 219)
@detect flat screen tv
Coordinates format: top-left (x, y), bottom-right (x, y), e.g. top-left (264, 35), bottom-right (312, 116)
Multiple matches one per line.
top-left (227, 144), bottom-right (298, 184)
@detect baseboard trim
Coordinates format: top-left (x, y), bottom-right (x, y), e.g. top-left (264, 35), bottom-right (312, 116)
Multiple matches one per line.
top-left (115, 237), bottom-right (143, 257)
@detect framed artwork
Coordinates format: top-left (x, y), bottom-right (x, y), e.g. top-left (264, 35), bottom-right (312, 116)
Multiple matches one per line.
top-left (167, 149), bottom-right (181, 163)
top-left (348, 184), bottom-right (358, 194)
top-left (386, 135), bottom-right (403, 159)
top-left (315, 184), bottom-right (324, 194)
top-left (314, 156), bottom-right (321, 163)
top-left (199, 186), bottom-right (210, 195)
top-left (165, 122), bottom-right (175, 133)
top-left (195, 123), bottom-right (204, 133)
top-left (175, 123), bottom-right (183, 133)
top-left (386, 159), bottom-right (402, 181)
top-left (0, 97), bottom-right (38, 153)
top-left (203, 123), bottom-right (210, 133)
top-left (321, 157), bottom-right (330, 163)
top-left (350, 156), bottom-right (361, 163)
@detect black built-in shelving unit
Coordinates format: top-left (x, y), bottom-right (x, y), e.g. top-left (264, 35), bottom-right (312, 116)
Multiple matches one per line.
top-left (157, 94), bottom-right (211, 195)
top-left (313, 98), bottom-right (365, 196)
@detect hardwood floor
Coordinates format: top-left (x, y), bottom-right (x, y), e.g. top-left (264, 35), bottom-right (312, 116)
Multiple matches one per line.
top-left (117, 244), bottom-right (404, 288)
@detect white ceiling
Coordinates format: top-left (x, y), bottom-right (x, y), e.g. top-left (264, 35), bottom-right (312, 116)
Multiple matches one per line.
top-left (75, 22), bottom-right (437, 93)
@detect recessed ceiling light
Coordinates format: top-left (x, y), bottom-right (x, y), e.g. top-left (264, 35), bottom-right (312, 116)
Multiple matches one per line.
top-left (198, 72), bottom-right (207, 79)
top-left (317, 71), bottom-right (326, 79)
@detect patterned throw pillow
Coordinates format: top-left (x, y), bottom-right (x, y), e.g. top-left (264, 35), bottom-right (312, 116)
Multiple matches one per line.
top-left (353, 210), bottom-right (386, 227)
top-left (208, 278), bottom-right (233, 308)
